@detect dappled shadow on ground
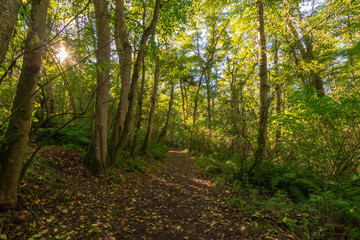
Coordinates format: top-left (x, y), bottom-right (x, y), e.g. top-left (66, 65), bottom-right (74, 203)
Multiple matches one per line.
top-left (1, 147), bottom-right (288, 239)
top-left (112, 150), bottom-right (250, 240)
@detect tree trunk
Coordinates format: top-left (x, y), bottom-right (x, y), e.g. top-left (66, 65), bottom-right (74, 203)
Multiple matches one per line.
top-left (229, 67), bottom-right (239, 155)
top-left (129, 6), bottom-right (147, 157)
top-left (285, 3), bottom-right (324, 97)
top-left (130, 55), bottom-right (146, 157)
top-left (0, 0), bottom-right (22, 65)
top-left (110, 0), bottom-right (133, 153)
top-left (205, 67), bottom-right (212, 136)
top-left (180, 81), bottom-right (189, 149)
top-left (0, 0), bottom-right (49, 211)
top-left (110, 0), bottom-right (162, 168)
top-left (86, 0), bottom-right (111, 175)
top-left (158, 81), bottom-right (174, 142)
top-left (346, 13), bottom-right (355, 81)
top-left (274, 40), bottom-right (281, 152)
top-left (141, 56), bottom-right (160, 154)
top-left (251, 0), bottom-right (269, 173)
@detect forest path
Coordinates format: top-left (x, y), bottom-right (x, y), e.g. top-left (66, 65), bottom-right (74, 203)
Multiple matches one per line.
top-left (3, 147), bottom-right (265, 239)
top-left (112, 149), bottom-right (250, 239)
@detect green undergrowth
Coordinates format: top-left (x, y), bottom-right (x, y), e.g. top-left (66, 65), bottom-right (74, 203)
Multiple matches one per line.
top-left (35, 125), bottom-right (92, 152)
top-left (195, 153), bottom-right (360, 239)
top-left (116, 142), bottom-right (168, 173)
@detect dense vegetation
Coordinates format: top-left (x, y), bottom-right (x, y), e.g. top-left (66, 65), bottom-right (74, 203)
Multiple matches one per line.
top-left (0, 0), bottom-right (359, 238)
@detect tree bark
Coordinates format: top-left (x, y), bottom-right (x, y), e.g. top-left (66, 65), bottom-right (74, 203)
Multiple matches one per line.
top-left (0, 0), bottom-right (22, 65)
top-left (129, 5), bottom-right (147, 156)
top-left (251, 0), bottom-right (269, 173)
top-left (273, 40), bottom-right (281, 152)
top-left (130, 55), bottom-right (146, 157)
top-left (141, 56), bottom-right (160, 153)
top-left (0, 0), bottom-right (49, 210)
top-left (110, 0), bottom-right (162, 168)
top-left (158, 81), bottom-right (175, 142)
top-left (180, 81), bottom-right (189, 149)
top-left (86, 0), bottom-right (111, 175)
top-left (110, 0), bottom-right (133, 153)
top-left (205, 66), bottom-right (212, 135)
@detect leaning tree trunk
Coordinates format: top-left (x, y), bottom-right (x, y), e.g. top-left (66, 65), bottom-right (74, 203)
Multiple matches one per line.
top-left (0, 0), bottom-right (22, 65)
top-left (250, 0), bottom-right (269, 174)
top-left (110, 0), bottom-right (133, 154)
top-left (141, 55), bottom-right (160, 154)
top-left (285, 4), bottom-right (324, 97)
top-left (130, 55), bottom-right (146, 157)
top-left (109, 0), bottom-right (162, 168)
top-left (158, 81), bottom-right (175, 142)
top-left (129, 6), bottom-right (147, 156)
top-left (0, 0), bottom-right (49, 211)
top-left (86, 0), bottom-right (111, 176)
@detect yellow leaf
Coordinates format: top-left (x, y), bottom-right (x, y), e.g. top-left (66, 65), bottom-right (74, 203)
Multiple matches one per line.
top-left (0, 234), bottom-right (7, 240)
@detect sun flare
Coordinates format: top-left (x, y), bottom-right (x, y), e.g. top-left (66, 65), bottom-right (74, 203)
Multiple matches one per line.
top-left (56, 47), bottom-right (68, 63)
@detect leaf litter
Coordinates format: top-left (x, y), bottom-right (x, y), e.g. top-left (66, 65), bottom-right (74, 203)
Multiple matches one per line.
top-left (0, 147), bottom-right (293, 239)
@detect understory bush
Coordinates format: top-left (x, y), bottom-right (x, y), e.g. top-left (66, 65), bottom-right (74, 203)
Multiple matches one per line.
top-left (115, 141), bottom-right (168, 172)
top-left (276, 91), bottom-right (360, 180)
top-left (147, 141), bottom-right (168, 162)
top-left (36, 125), bottom-right (92, 151)
top-left (195, 153), bottom-right (360, 239)
top-left (116, 156), bottom-right (145, 172)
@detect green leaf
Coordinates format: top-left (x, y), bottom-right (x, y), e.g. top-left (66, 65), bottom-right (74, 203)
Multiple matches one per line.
top-left (0, 234), bottom-right (7, 240)
top-left (31, 233), bottom-right (42, 238)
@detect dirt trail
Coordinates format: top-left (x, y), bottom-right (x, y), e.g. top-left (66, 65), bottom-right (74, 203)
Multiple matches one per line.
top-left (2, 147), bottom-right (257, 240)
top-left (113, 150), bottom-right (250, 239)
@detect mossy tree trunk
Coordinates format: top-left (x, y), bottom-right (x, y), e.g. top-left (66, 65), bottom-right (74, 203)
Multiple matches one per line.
top-left (110, 0), bottom-right (133, 154)
top-left (273, 40), bottom-right (282, 152)
top-left (250, 0), bottom-right (269, 174)
top-left (110, 0), bottom-right (162, 168)
top-left (0, 0), bottom-right (22, 65)
top-left (158, 82), bottom-right (174, 142)
top-left (0, 0), bottom-right (50, 211)
top-left (129, 3), bottom-right (147, 157)
top-left (130, 54), bottom-right (146, 157)
top-left (141, 55), bottom-right (160, 154)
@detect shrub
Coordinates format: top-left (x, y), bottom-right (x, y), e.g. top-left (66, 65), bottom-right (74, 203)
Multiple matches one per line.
top-left (116, 156), bottom-right (145, 172)
top-left (147, 141), bottom-right (168, 162)
top-left (36, 125), bottom-right (92, 151)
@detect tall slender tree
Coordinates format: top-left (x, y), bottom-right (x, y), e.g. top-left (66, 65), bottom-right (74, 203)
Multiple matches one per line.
top-left (85, 0), bottom-right (111, 175)
top-left (250, 0), bottom-right (269, 173)
top-left (130, 55), bottom-right (146, 157)
top-left (110, 0), bottom-right (133, 153)
top-left (158, 81), bottom-right (175, 142)
top-left (141, 55), bottom-right (160, 154)
top-left (0, 0), bottom-right (50, 210)
top-left (110, 0), bottom-right (163, 168)
top-left (273, 40), bottom-right (281, 152)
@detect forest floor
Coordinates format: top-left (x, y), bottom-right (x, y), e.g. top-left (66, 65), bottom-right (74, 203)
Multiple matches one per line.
top-left (1, 146), bottom-right (295, 239)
